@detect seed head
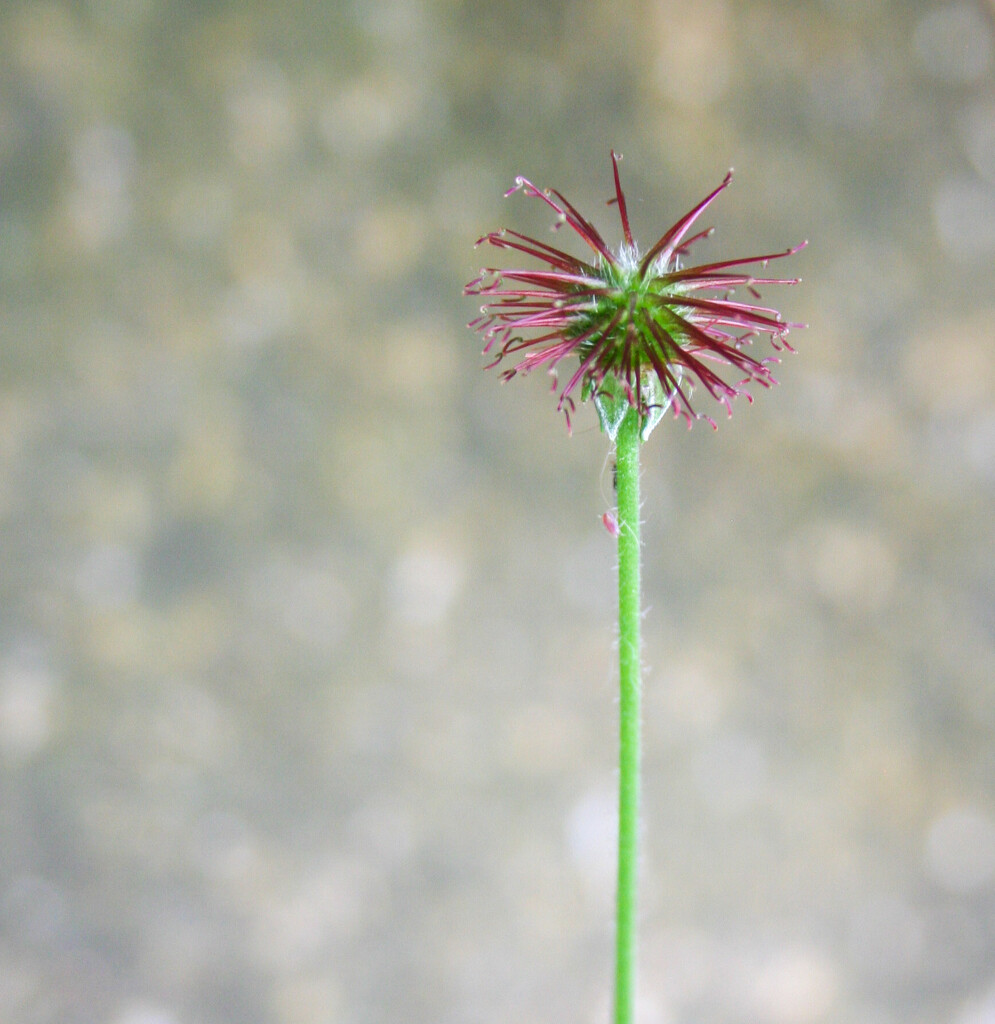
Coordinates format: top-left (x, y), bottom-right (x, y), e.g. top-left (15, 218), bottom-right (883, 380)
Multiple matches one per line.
top-left (465, 152), bottom-right (806, 438)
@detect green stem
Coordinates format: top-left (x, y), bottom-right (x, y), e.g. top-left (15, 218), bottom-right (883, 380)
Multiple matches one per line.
top-left (613, 407), bottom-right (642, 1024)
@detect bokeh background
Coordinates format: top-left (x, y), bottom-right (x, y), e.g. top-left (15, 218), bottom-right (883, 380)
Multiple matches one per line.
top-left (2, 0), bottom-right (995, 1022)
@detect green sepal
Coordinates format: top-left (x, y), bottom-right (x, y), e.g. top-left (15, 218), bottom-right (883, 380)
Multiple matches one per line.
top-left (638, 375), bottom-right (668, 441)
top-left (591, 374), bottom-right (630, 442)
top-left (590, 373), bottom-right (673, 442)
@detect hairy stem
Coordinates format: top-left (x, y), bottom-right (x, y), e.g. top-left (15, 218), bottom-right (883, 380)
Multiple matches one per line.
top-left (613, 406), bottom-right (642, 1024)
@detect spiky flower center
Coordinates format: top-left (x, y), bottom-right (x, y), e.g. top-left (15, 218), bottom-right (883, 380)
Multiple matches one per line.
top-left (568, 254), bottom-right (689, 370)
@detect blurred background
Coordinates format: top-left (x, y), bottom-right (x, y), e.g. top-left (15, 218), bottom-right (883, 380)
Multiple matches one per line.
top-left (2, 0), bottom-right (995, 1022)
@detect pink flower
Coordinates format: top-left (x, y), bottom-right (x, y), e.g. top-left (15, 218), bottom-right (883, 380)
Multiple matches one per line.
top-left (465, 152), bottom-right (806, 434)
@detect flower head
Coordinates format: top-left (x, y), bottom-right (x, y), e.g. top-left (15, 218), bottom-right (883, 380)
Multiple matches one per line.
top-left (465, 152), bottom-right (806, 436)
